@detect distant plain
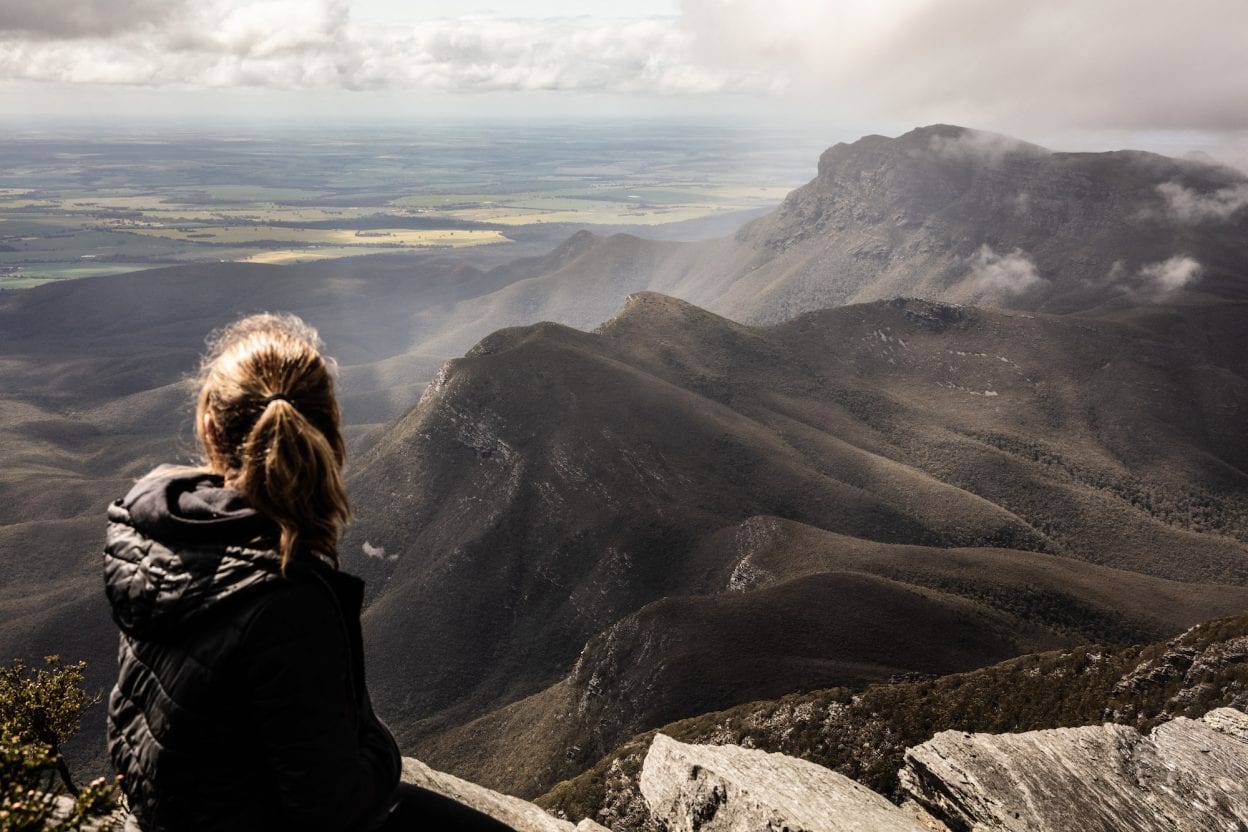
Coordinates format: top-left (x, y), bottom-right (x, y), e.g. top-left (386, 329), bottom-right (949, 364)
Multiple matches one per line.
top-left (0, 121), bottom-right (820, 288)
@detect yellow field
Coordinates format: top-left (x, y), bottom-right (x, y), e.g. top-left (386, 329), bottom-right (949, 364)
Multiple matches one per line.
top-left (123, 226), bottom-right (509, 247)
top-left (242, 248), bottom-right (387, 265)
top-left (417, 184), bottom-right (795, 227)
top-left (454, 205), bottom-right (737, 226)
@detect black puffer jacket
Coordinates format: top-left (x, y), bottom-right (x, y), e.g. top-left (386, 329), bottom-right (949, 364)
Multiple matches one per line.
top-left (103, 467), bottom-right (401, 832)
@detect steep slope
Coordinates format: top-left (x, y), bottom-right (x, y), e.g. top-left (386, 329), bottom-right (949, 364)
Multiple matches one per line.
top-left (340, 293), bottom-right (1248, 794)
top-left (696, 124), bottom-right (1248, 320)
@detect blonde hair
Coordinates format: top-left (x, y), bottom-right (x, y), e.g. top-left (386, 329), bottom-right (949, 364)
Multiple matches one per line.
top-left (195, 313), bottom-right (350, 572)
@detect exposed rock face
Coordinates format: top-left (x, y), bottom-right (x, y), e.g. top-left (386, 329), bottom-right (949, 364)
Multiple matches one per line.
top-left (402, 756), bottom-right (578, 832)
top-left (639, 733), bottom-right (934, 832)
top-left (403, 706), bottom-right (1248, 831)
top-left (899, 708), bottom-right (1248, 832)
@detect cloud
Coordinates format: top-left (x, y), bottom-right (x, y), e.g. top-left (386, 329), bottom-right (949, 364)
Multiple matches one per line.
top-left (1139, 255), bottom-right (1203, 295)
top-left (677, 0), bottom-right (1248, 131)
top-left (0, 0), bottom-right (182, 39)
top-left (1157, 181), bottom-right (1248, 223)
top-left (1104, 255), bottom-right (1204, 301)
top-left (362, 540), bottom-right (396, 561)
top-left (0, 1), bottom-right (740, 95)
top-left (966, 245), bottom-right (1048, 298)
top-left (0, 0), bottom-right (1244, 135)
top-left (926, 129), bottom-right (1048, 166)
top-left (347, 17), bottom-right (735, 95)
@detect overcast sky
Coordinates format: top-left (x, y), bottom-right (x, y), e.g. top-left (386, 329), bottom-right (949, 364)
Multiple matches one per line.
top-left (1, 0), bottom-right (1245, 158)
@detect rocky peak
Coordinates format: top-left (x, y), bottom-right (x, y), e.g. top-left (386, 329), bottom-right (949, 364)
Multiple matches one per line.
top-left (815, 124), bottom-right (1048, 180)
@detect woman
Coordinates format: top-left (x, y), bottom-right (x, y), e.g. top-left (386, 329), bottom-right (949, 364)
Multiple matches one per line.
top-left (103, 313), bottom-right (514, 832)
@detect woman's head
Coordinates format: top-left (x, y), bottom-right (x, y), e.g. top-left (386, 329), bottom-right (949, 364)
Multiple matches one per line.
top-left (195, 313), bottom-right (350, 570)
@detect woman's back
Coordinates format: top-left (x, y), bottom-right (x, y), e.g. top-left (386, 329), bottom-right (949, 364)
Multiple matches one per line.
top-left (105, 467), bottom-right (400, 832)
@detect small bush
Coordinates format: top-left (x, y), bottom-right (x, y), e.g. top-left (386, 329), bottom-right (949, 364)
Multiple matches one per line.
top-left (0, 657), bottom-right (120, 831)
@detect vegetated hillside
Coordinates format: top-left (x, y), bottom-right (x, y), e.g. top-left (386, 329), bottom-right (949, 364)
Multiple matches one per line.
top-left (414, 525), bottom-right (1248, 799)
top-left (340, 292), bottom-right (1248, 796)
top-left (537, 613), bottom-right (1248, 831)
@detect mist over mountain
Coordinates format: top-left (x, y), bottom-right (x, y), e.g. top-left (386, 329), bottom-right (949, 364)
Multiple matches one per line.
top-left (2, 124), bottom-right (1246, 793)
top-left (386, 124), bottom-right (1248, 352)
top-left (711, 124), bottom-right (1248, 318)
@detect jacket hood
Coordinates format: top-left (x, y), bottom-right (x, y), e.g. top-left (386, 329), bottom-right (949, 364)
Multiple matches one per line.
top-left (104, 466), bottom-right (284, 639)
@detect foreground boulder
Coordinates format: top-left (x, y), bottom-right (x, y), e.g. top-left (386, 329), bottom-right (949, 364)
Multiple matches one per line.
top-left (402, 757), bottom-right (608, 831)
top-left (899, 707), bottom-right (1248, 832)
top-left (639, 733), bottom-right (934, 831)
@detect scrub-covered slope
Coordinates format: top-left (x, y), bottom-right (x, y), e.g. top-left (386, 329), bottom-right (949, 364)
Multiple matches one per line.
top-left (342, 292), bottom-right (1248, 794)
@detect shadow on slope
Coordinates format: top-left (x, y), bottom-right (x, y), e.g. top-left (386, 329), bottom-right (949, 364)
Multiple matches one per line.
top-left (414, 518), bottom-right (1248, 797)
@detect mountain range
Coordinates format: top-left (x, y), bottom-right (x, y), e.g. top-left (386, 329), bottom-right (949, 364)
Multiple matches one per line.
top-left (0, 124), bottom-right (1245, 791)
top-left (342, 291), bottom-right (1248, 795)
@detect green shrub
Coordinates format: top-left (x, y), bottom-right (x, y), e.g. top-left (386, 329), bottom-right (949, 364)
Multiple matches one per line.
top-left (0, 657), bottom-right (120, 831)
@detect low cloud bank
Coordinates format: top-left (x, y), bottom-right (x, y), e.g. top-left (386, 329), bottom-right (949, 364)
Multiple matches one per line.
top-left (1105, 255), bottom-right (1204, 302)
top-left (1139, 255), bottom-right (1203, 294)
top-left (967, 245), bottom-right (1047, 297)
top-left (1158, 181), bottom-right (1248, 223)
top-left (362, 540), bottom-right (397, 561)
top-left (926, 130), bottom-right (1047, 166)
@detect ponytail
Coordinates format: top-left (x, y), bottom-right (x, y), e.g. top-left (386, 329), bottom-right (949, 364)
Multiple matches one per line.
top-left (236, 397), bottom-right (350, 571)
top-left (194, 313), bottom-right (351, 573)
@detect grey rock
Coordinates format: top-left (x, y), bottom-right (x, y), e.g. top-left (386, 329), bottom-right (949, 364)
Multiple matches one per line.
top-left (402, 757), bottom-right (575, 832)
top-left (899, 707), bottom-right (1248, 832)
top-left (639, 733), bottom-right (931, 831)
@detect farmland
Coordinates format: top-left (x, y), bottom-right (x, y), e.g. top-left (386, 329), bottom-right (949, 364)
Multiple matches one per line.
top-left (0, 121), bottom-right (822, 288)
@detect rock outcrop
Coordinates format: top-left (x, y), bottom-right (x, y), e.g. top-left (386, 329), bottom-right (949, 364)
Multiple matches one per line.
top-left (639, 733), bottom-right (936, 831)
top-left (402, 757), bottom-right (609, 831)
top-left (406, 707), bottom-right (1248, 831)
top-left (899, 707), bottom-right (1248, 832)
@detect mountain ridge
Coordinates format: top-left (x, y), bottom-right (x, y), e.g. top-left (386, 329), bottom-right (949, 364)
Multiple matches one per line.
top-left (336, 291), bottom-right (1248, 794)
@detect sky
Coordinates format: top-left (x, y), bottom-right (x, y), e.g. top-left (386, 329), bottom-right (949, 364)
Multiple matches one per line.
top-left (1, 0), bottom-right (1246, 160)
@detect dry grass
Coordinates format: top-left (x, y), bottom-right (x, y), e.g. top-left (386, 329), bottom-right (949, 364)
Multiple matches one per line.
top-left (124, 226), bottom-right (509, 247)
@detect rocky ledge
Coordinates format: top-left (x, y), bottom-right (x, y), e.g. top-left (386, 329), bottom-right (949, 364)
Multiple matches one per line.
top-left (899, 706), bottom-right (1248, 832)
top-left (416, 706), bottom-right (1248, 832)
top-left (402, 756), bottom-right (608, 831)
top-left (639, 733), bottom-right (934, 831)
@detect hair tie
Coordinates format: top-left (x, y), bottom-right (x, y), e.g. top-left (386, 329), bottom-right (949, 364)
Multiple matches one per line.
top-left (263, 393), bottom-right (294, 407)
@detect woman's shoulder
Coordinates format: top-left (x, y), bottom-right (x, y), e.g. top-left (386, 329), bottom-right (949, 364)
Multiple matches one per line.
top-left (109, 464), bottom-right (279, 549)
top-left (103, 467), bottom-right (286, 641)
